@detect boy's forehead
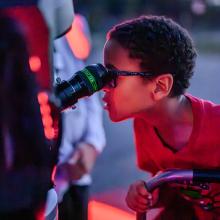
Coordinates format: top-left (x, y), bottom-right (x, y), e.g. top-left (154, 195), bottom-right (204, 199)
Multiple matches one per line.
top-left (104, 39), bottom-right (144, 73)
top-left (104, 39), bottom-right (129, 58)
top-left (104, 42), bottom-right (128, 67)
top-left (104, 39), bottom-right (120, 51)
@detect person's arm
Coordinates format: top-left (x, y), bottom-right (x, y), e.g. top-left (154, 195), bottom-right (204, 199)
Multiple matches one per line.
top-left (62, 93), bottom-right (106, 179)
top-left (81, 93), bottom-right (106, 152)
top-left (74, 93), bottom-right (106, 173)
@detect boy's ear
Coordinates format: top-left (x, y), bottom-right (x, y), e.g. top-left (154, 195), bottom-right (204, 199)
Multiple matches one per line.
top-left (152, 73), bottom-right (173, 100)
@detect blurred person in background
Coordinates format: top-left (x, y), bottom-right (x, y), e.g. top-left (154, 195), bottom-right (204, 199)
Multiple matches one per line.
top-left (102, 15), bottom-right (220, 219)
top-left (53, 13), bottom-right (106, 220)
top-left (0, 14), bottom-right (51, 220)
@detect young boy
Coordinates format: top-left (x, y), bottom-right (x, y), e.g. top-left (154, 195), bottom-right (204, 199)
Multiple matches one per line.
top-left (102, 15), bottom-right (220, 219)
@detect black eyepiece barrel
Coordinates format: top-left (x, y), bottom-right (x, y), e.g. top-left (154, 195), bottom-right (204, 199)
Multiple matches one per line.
top-left (55, 63), bottom-right (113, 110)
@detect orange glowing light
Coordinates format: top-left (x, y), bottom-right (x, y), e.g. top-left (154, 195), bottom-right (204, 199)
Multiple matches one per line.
top-left (37, 92), bottom-right (49, 105)
top-left (44, 128), bottom-right (55, 140)
top-left (88, 200), bottom-right (135, 220)
top-left (66, 14), bottom-right (91, 60)
top-left (29, 56), bottom-right (41, 72)
top-left (51, 165), bottom-right (57, 182)
top-left (40, 105), bottom-right (51, 115)
top-left (42, 115), bottom-right (53, 127)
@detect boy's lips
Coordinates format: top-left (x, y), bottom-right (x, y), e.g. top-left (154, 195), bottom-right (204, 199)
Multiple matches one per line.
top-left (102, 96), bottom-right (110, 110)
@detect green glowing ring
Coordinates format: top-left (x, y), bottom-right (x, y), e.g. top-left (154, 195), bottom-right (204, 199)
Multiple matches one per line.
top-left (82, 68), bottom-right (98, 92)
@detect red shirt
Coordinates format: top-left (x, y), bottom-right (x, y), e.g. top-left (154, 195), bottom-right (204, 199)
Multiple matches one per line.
top-left (134, 94), bottom-right (220, 174)
top-left (134, 94), bottom-right (220, 219)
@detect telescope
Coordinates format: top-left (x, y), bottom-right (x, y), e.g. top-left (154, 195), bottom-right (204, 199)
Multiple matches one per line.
top-left (0, 1), bottom-right (74, 219)
top-left (0, 2), bottom-right (116, 219)
top-left (55, 63), bottom-right (113, 110)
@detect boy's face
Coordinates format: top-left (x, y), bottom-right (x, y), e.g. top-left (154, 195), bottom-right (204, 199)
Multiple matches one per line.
top-left (103, 39), bottom-right (156, 122)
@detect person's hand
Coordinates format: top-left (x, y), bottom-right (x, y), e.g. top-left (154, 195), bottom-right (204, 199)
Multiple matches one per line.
top-left (75, 142), bottom-right (98, 173)
top-left (55, 143), bottom-right (98, 181)
top-left (55, 150), bottom-right (83, 180)
top-left (126, 180), bottom-right (159, 213)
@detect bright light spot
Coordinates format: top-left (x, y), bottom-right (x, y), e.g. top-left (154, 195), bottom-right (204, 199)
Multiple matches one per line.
top-left (37, 92), bottom-right (56, 140)
top-left (191, 0), bottom-right (206, 15)
top-left (44, 128), bottom-right (55, 140)
top-left (88, 200), bottom-right (135, 220)
top-left (29, 56), bottom-right (41, 72)
top-left (40, 105), bottom-right (51, 115)
top-left (37, 92), bottom-right (49, 105)
top-left (42, 115), bottom-right (53, 127)
top-left (51, 166), bottom-right (57, 182)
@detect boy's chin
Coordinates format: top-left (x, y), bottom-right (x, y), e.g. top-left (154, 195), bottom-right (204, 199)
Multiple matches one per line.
top-left (109, 113), bottom-right (130, 122)
top-left (110, 117), bottom-right (123, 122)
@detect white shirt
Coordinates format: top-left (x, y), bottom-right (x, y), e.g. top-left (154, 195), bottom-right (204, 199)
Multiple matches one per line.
top-left (53, 35), bottom-right (105, 199)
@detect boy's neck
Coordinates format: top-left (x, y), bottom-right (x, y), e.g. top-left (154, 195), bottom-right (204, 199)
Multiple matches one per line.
top-left (144, 95), bottom-right (194, 151)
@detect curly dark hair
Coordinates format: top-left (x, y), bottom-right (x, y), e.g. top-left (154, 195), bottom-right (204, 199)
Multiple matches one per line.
top-left (107, 15), bottom-right (197, 97)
